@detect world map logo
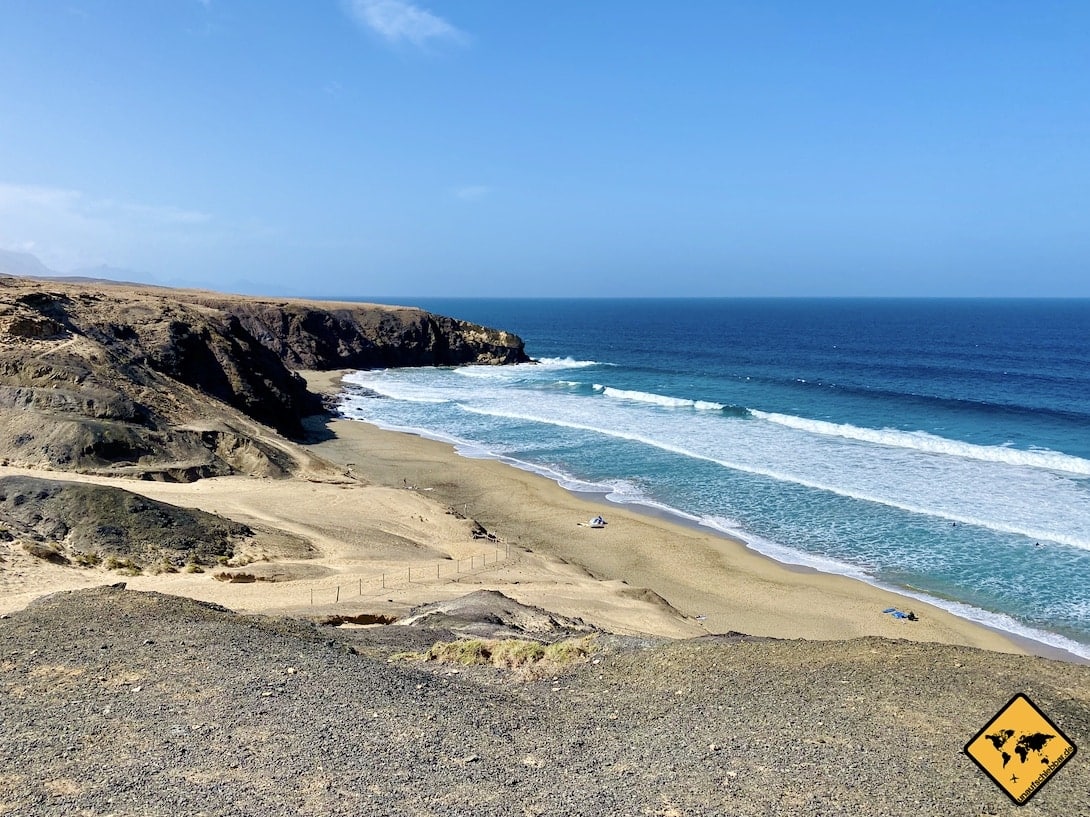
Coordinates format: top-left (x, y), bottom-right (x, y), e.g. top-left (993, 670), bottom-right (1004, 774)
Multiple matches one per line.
top-left (965, 693), bottom-right (1077, 805)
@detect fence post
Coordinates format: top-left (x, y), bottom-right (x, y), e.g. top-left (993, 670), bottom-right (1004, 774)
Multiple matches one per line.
top-left (408, 566), bottom-right (411, 582)
top-left (336, 585), bottom-right (340, 603)
top-left (381, 572), bottom-right (385, 589)
top-left (359, 578), bottom-right (362, 596)
top-left (310, 588), bottom-right (313, 606)
top-left (437, 563), bottom-right (440, 579)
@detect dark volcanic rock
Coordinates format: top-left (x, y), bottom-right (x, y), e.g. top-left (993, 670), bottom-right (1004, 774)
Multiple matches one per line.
top-left (197, 297), bottom-right (530, 369)
top-left (137, 313), bottom-right (316, 437)
top-left (0, 587), bottom-right (1087, 817)
top-left (0, 277), bottom-right (529, 479)
top-left (0, 475), bottom-right (250, 567)
top-left (397, 589), bottom-right (596, 639)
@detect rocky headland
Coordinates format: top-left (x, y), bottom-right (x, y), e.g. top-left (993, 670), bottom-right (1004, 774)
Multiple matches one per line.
top-left (0, 276), bottom-right (527, 480)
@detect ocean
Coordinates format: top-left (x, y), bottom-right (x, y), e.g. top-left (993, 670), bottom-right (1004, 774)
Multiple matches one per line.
top-left (334, 298), bottom-right (1090, 659)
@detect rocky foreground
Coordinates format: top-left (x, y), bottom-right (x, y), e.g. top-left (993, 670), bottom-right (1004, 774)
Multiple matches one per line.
top-left (1, 586), bottom-right (1087, 817)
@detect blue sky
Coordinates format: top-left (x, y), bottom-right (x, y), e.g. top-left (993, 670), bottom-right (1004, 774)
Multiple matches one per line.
top-left (1, 1), bottom-right (1088, 297)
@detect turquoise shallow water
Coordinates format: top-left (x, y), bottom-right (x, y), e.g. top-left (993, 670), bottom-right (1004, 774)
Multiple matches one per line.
top-left (334, 298), bottom-right (1090, 658)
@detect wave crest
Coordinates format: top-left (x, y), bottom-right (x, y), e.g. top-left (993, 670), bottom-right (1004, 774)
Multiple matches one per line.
top-left (751, 410), bottom-right (1090, 476)
top-left (600, 386), bottom-right (726, 411)
top-left (533, 357), bottom-right (606, 369)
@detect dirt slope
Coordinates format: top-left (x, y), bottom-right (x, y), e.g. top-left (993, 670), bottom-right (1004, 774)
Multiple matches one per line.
top-left (1, 586), bottom-right (1086, 817)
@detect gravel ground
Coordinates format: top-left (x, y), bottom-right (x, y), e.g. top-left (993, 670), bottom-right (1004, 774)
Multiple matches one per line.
top-left (1, 586), bottom-right (1087, 816)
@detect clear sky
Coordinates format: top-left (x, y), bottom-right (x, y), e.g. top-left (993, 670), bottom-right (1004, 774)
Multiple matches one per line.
top-left (1, 1), bottom-right (1088, 297)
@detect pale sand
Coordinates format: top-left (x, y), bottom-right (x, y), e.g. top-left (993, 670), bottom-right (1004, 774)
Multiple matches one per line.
top-left (302, 370), bottom-right (1031, 654)
top-left (0, 367), bottom-right (1054, 659)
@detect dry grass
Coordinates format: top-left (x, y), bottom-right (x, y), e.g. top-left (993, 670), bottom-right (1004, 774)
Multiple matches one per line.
top-left (213, 571), bottom-right (257, 583)
top-left (394, 635), bottom-right (595, 673)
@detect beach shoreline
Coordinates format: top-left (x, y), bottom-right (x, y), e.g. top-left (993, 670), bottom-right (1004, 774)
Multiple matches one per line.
top-left (2, 366), bottom-right (1083, 664)
top-left (303, 369), bottom-right (1086, 663)
top-left (555, 482), bottom-right (1090, 664)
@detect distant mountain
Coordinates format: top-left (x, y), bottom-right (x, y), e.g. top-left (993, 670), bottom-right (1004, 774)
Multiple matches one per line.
top-left (1, 249), bottom-right (290, 295)
top-left (68, 263), bottom-right (154, 286)
top-left (0, 250), bottom-right (158, 286)
top-left (0, 248), bottom-right (57, 278)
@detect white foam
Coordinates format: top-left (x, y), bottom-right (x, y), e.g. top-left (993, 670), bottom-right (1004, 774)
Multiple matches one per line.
top-left (455, 402), bottom-right (1090, 551)
top-left (533, 356), bottom-right (605, 369)
top-left (704, 519), bottom-right (1090, 660)
top-left (335, 405), bottom-right (1090, 661)
top-left (602, 386), bottom-right (725, 411)
top-left (751, 410), bottom-right (1090, 476)
top-left (335, 415), bottom-right (469, 449)
top-left (702, 521), bottom-right (875, 582)
top-left (872, 586), bottom-right (1090, 661)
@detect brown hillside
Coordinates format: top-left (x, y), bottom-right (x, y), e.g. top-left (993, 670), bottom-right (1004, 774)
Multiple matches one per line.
top-left (0, 277), bottom-right (528, 480)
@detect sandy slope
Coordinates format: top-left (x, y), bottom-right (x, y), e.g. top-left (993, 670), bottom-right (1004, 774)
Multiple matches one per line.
top-left (4, 367), bottom-right (1057, 661)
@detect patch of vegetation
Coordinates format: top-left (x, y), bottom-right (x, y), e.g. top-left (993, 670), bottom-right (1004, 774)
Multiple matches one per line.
top-left (104, 555), bottom-right (142, 575)
top-left (213, 571), bottom-right (256, 583)
top-left (22, 541), bottom-right (69, 565)
top-left (150, 559), bottom-right (179, 575)
top-left (395, 636), bottom-right (595, 672)
top-left (72, 551), bottom-right (102, 568)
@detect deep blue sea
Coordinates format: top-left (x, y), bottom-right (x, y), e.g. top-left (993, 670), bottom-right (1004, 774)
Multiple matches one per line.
top-left (335, 298), bottom-right (1090, 658)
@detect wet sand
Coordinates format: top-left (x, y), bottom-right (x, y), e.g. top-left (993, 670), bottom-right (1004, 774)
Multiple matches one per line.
top-left (1, 368), bottom-right (1074, 662)
top-left (299, 370), bottom-right (1038, 656)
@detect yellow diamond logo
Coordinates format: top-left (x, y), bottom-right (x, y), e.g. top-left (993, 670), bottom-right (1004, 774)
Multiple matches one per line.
top-left (965, 693), bottom-right (1077, 805)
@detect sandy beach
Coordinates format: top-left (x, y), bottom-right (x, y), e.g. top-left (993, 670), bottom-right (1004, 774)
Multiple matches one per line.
top-left (299, 371), bottom-right (1040, 654)
top-left (6, 369), bottom-right (1090, 815)
top-left (1, 367), bottom-right (1064, 659)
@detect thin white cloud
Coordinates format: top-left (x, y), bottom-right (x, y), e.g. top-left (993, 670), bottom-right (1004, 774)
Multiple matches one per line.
top-left (453, 185), bottom-right (492, 202)
top-left (0, 184), bottom-right (82, 210)
top-left (91, 198), bottom-right (212, 226)
top-left (0, 182), bottom-right (213, 271)
top-left (344, 0), bottom-right (467, 48)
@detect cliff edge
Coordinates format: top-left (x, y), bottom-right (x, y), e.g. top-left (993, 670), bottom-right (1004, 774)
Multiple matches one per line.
top-left (0, 276), bottom-right (529, 480)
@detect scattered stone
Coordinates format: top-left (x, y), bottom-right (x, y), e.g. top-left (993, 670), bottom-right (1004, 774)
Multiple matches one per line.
top-left (0, 584), bottom-right (1087, 817)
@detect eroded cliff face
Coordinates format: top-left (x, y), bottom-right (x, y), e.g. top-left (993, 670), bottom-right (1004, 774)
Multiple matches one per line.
top-left (195, 296), bottom-right (528, 369)
top-left (0, 277), bottom-right (530, 479)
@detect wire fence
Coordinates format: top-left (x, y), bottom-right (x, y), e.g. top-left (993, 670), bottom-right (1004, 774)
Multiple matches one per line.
top-left (216, 541), bottom-right (516, 608)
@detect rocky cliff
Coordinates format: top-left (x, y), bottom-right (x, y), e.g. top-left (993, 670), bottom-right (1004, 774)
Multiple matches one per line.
top-left (0, 276), bottom-right (530, 479)
top-left (195, 296), bottom-right (527, 369)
